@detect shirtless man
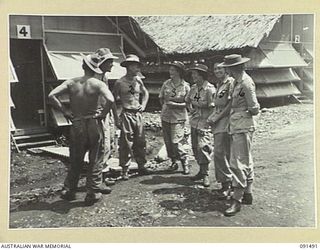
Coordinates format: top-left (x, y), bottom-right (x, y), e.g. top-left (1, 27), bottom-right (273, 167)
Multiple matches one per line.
top-left (48, 53), bottom-right (114, 205)
top-left (94, 48), bottom-right (118, 186)
top-left (112, 54), bottom-right (150, 180)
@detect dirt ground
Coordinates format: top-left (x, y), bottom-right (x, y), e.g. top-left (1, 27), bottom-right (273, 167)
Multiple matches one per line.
top-left (9, 103), bottom-right (315, 228)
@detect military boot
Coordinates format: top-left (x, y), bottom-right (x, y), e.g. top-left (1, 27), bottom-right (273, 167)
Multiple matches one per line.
top-left (84, 192), bottom-right (102, 206)
top-left (181, 157), bottom-right (190, 175)
top-left (215, 181), bottom-right (232, 200)
top-left (122, 167), bottom-right (129, 180)
top-left (242, 193), bottom-right (253, 205)
top-left (60, 189), bottom-right (76, 201)
top-left (190, 171), bottom-right (203, 181)
top-left (203, 175), bottom-right (210, 187)
top-left (224, 198), bottom-right (241, 217)
top-left (138, 164), bottom-right (152, 176)
top-left (169, 160), bottom-right (179, 171)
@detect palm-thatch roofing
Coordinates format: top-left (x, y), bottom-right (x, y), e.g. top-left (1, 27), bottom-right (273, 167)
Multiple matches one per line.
top-left (132, 15), bottom-right (281, 55)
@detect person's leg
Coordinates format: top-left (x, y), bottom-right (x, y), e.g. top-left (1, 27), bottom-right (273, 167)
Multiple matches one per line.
top-left (102, 114), bottom-right (111, 167)
top-left (119, 112), bottom-right (134, 180)
top-left (197, 129), bottom-right (212, 187)
top-left (87, 119), bottom-right (111, 201)
top-left (62, 121), bottom-right (87, 200)
top-left (229, 133), bottom-right (249, 192)
top-left (214, 132), bottom-right (233, 189)
top-left (162, 120), bottom-right (177, 169)
top-left (243, 132), bottom-right (254, 204)
top-left (225, 132), bottom-right (253, 216)
top-left (172, 122), bottom-right (189, 174)
top-left (190, 127), bottom-right (202, 180)
top-left (132, 112), bottom-right (148, 174)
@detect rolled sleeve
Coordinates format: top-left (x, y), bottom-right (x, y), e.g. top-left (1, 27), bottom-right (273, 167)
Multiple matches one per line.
top-left (206, 86), bottom-right (216, 108)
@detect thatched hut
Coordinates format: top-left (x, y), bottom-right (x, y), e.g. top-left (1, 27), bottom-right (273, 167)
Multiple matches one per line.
top-left (122, 15), bottom-right (313, 103)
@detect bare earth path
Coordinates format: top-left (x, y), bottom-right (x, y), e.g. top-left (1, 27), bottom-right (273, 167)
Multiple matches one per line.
top-left (9, 104), bottom-right (315, 228)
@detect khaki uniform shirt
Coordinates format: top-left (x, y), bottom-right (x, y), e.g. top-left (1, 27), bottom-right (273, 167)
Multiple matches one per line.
top-left (186, 81), bottom-right (216, 130)
top-left (159, 79), bottom-right (190, 123)
top-left (114, 75), bottom-right (144, 110)
top-left (210, 76), bottom-right (234, 134)
top-left (229, 72), bottom-right (260, 134)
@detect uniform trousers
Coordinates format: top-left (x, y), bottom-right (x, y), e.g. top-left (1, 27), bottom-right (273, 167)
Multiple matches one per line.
top-left (161, 120), bottom-right (187, 162)
top-left (213, 132), bottom-right (233, 183)
top-left (65, 117), bottom-right (104, 194)
top-left (119, 110), bottom-right (146, 168)
top-left (229, 132), bottom-right (254, 189)
top-left (191, 127), bottom-right (212, 175)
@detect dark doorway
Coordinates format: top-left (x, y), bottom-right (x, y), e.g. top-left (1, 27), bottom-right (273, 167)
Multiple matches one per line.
top-left (10, 39), bottom-right (45, 131)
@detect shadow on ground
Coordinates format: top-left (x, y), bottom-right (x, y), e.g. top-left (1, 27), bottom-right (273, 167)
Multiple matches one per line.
top-left (140, 175), bottom-right (195, 186)
top-left (153, 186), bottom-right (229, 214)
top-left (13, 199), bottom-right (86, 214)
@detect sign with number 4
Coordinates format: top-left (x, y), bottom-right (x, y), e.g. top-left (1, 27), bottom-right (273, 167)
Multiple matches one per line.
top-left (17, 25), bottom-right (31, 39)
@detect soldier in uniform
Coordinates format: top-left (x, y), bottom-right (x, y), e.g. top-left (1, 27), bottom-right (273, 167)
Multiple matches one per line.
top-left (186, 64), bottom-right (216, 187)
top-left (112, 54), bottom-right (150, 180)
top-left (208, 57), bottom-right (234, 199)
top-left (218, 54), bottom-right (260, 216)
top-left (48, 53), bottom-right (114, 205)
top-left (159, 61), bottom-right (190, 175)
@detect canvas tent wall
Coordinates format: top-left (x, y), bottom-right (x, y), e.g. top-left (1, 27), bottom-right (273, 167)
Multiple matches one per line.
top-left (9, 15), bottom-right (129, 131)
top-left (9, 58), bottom-right (18, 132)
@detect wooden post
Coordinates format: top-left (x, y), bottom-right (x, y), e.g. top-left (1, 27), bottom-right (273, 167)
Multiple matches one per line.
top-left (40, 16), bottom-right (48, 127)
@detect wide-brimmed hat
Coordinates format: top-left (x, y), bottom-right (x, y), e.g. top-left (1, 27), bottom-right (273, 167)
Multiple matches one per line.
top-left (188, 63), bottom-right (208, 73)
top-left (166, 61), bottom-right (186, 72)
top-left (120, 54), bottom-right (143, 67)
top-left (95, 48), bottom-right (118, 65)
top-left (80, 53), bottom-right (103, 74)
top-left (218, 54), bottom-right (250, 67)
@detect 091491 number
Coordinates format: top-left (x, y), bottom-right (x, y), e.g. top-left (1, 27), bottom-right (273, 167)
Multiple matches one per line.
top-left (300, 244), bottom-right (318, 248)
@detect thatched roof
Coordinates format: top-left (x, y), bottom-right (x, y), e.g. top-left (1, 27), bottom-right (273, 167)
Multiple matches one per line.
top-left (132, 15), bottom-right (281, 55)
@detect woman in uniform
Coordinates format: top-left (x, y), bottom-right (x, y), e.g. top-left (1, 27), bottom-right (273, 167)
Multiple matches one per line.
top-left (159, 61), bottom-right (191, 175)
top-left (218, 54), bottom-right (260, 216)
top-left (208, 57), bottom-right (234, 199)
top-left (186, 63), bottom-right (216, 187)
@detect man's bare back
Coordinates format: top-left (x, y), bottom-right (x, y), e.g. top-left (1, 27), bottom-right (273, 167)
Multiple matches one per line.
top-left (49, 75), bottom-right (114, 120)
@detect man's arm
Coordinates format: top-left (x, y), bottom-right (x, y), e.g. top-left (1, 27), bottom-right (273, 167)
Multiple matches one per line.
top-left (97, 82), bottom-right (114, 117)
top-left (139, 80), bottom-right (149, 111)
top-left (196, 86), bottom-right (216, 108)
top-left (208, 102), bottom-right (231, 125)
top-left (99, 81), bottom-right (114, 103)
top-left (159, 81), bottom-right (166, 106)
top-left (111, 81), bottom-right (121, 129)
top-left (243, 81), bottom-right (260, 115)
top-left (48, 80), bottom-right (73, 121)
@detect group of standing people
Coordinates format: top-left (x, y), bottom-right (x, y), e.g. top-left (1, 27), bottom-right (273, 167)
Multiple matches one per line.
top-left (159, 55), bottom-right (260, 216)
top-left (48, 47), bottom-right (259, 217)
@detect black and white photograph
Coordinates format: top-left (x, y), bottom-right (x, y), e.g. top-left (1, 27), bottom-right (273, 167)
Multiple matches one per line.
top-left (9, 14), bottom-right (315, 228)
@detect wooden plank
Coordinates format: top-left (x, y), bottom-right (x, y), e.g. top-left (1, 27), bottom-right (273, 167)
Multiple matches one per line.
top-left (14, 127), bottom-right (48, 136)
top-left (14, 133), bottom-right (52, 141)
top-left (18, 140), bottom-right (56, 148)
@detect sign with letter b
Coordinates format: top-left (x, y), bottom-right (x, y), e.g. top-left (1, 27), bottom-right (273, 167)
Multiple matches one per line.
top-left (17, 25), bottom-right (31, 39)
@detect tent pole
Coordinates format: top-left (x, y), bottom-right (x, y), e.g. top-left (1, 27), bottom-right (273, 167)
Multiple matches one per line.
top-left (40, 16), bottom-right (48, 127)
top-left (105, 16), bottom-right (146, 58)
